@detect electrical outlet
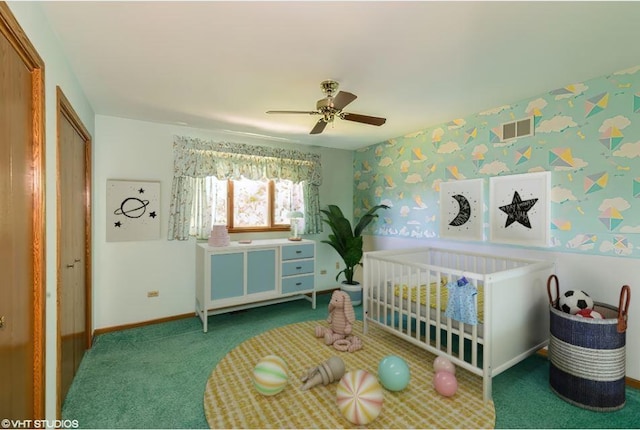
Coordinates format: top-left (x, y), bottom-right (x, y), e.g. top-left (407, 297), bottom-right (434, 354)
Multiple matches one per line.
top-left (320, 269), bottom-right (327, 275)
top-left (147, 290), bottom-right (159, 298)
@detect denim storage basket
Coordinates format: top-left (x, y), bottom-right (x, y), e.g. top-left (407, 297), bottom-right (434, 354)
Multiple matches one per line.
top-left (547, 275), bottom-right (631, 411)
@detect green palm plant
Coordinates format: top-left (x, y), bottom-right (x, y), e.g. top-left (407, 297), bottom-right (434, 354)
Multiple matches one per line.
top-left (320, 204), bottom-right (389, 285)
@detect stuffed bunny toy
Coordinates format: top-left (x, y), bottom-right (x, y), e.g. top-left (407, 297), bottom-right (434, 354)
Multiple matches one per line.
top-left (315, 290), bottom-right (362, 352)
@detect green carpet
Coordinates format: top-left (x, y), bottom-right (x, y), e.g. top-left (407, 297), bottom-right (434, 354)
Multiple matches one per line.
top-left (62, 293), bottom-right (640, 429)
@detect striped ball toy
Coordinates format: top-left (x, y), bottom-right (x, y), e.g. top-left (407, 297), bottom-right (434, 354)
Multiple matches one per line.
top-left (252, 355), bottom-right (289, 396)
top-left (336, 370), bottom-right (384, 425)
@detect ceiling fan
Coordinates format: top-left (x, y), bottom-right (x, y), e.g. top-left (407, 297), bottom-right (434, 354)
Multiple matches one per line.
top-left (266, 80), bottom-right (387, 135)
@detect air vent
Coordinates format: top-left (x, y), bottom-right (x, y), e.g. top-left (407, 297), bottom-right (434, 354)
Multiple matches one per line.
top-left (501, 117), bottom-right (533, 141)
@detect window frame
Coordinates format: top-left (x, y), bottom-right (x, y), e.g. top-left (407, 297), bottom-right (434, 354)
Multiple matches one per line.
top-left (226, 179), bottom-right (292, 234)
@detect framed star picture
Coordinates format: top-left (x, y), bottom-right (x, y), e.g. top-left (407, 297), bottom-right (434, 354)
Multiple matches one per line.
top-left (439, 178), bottom-right (484, 241)
top-left (106, 179), bottom-right (161, 242)
top-left (489, 171), bottom-right (550, 247)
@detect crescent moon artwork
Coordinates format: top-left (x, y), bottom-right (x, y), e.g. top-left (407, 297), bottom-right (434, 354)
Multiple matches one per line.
top-left (439, 178), bottom-right (484, 241)
top-left (449, 194), bottom-right (472, 226)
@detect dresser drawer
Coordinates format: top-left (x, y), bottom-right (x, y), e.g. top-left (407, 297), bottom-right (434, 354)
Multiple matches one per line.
top-left (282, 244), bottom-right (314, 260)
top-left (282, 260), bottom-right (314, 276)
top-left (282, 275), bottom-right (314, 294)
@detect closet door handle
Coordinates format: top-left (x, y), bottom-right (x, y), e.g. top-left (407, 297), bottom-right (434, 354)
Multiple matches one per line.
top-left (74, 258), bottom-right (81, 263)
top-left (66, 263), bottom-right (75, 268)
top-left (0, 315), bottom-right (5, 329)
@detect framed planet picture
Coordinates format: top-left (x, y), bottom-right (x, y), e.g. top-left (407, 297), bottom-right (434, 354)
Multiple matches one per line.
top-left (106, 179), bottom-right (160, 242)
top-left (489, 171), bottom-right (551, 247)
top-left (439, 178), bottom-right (484, 241)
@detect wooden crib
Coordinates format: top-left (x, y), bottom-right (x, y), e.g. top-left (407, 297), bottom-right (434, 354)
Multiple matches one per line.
top-left (363, 246), bottom-right (555, 402)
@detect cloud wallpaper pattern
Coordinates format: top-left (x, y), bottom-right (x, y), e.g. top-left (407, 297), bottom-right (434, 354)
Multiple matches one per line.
top-left (353, 64), bottom-right (640, 258)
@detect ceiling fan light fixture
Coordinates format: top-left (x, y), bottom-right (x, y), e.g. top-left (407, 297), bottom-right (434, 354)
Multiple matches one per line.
top-left (320, 79), bottom-right (340, 97)
top-left (266, 80), bottom-right (386, 135)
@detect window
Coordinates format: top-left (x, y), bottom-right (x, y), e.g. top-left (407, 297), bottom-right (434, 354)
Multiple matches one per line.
top-left (198, 177), bottom-right (305, 233)
top-left (169, 136), bottom-right (322, 241)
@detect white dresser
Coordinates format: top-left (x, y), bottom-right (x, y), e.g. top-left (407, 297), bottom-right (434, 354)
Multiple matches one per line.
top-left (195, 239), bottom-right (316, 332)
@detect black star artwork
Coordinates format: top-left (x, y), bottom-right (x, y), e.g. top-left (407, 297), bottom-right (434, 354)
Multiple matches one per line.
top-left (149, 211), bottom-right (157, 218)
top-left (114, 221), bottom-right (122, 227)
top-left (499, 191), bottom-right (538, 229)
top-left (138, 188), bottom-right (145, 194)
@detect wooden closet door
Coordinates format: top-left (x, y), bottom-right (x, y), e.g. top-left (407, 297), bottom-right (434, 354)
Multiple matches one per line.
top-left (57, 88), bottom-right (92, 410)
top-left (0, 2), bottom-right (46, 419)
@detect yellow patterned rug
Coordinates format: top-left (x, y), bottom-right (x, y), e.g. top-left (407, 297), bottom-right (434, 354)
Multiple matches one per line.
top-left (204, 320), bottom-right (495, 429)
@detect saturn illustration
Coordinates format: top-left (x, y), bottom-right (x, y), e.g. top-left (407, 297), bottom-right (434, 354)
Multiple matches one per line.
top-left (114, 197), bottom-right (150, 219)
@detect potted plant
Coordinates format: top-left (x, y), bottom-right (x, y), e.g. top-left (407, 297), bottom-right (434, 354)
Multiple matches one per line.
top-left (320, 204), bottom-right (389, 303)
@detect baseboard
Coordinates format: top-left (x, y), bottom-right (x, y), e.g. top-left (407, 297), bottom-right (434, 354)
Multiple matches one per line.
top-left (92, 291), bottom-right (337, 338)
top-left (537, 348), bottom-right (640, 389)
top-left (93, 312), bottom-right (195, 337)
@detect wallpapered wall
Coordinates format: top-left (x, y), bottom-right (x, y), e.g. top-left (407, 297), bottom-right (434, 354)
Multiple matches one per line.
top-left (353, 64), bottom-right (640, 258)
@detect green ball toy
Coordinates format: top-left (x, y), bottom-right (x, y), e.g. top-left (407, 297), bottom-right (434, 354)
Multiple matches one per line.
top-left (377, 355), bottom-right (410, 391)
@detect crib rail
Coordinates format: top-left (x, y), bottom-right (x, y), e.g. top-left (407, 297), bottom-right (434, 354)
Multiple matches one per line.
top-left (362, 246), bottom-right (555, 402)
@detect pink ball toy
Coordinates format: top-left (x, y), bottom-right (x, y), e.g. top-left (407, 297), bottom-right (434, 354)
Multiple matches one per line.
top-left (433, 356), bottom-right (456, 375)
top-left (433, 371), bottom-right (458, 397)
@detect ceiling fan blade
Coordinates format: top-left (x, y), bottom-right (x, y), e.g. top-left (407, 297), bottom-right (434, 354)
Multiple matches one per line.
top-left (332, 91), bottom-right (357, 111)
top-left (266, 110), bottom-right (319, 115)
top-left (310, 119), bottom-right (327, 135)
top-left (342, 112), bottom-right (387, 126)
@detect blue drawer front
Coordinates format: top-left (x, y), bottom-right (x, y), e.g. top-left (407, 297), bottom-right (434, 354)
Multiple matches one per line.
top-left (282, 260), bottom-right (314, 276)
top-left (282, 244), bottom-right (314, 260)
top-left (282, 275), bottom-right (314, 294)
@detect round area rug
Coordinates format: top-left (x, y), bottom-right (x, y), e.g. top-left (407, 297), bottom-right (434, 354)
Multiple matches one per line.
top-left (204, 320), bottom-right (495, 429)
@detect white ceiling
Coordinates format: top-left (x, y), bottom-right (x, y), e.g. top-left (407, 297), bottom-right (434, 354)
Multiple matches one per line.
top-left (40, 1), bottom-right (640, 150)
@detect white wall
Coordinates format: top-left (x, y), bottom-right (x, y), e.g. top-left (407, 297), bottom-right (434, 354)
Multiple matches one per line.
top-left (363, 235), bottom-right (640, 380)
top-left (93, 115), bottom-right (354, 329)
top-left (7, 1), bottom-right (96, 421)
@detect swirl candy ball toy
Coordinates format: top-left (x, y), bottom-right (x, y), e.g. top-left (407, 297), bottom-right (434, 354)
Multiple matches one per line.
top-left (336, 370), bottom-right (384, 425)
top-left (252, 355), bottom-right (289, 396)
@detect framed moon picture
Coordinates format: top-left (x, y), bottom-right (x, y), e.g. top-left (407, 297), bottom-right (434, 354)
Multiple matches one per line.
top-left (489, 171), bottom-right (551, 247)
top-left (439, 178), bottom-right (484, 241)
top-left (106, 179), bottom-right (160, 242)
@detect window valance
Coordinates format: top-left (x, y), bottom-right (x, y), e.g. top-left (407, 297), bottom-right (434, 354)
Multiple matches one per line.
top-left (173, 136), bottom-right (322, 185)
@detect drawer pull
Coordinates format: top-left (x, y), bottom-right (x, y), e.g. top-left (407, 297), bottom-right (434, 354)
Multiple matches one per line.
top-left (296, 250), bottom-right (302, 254)
top-left (296, 266), bottom-right (302, 270)
top-left (296, 282), bottom-right (302, 286)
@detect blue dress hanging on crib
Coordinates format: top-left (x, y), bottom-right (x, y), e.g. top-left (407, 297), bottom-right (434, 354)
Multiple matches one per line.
top-left (445, 277), bottom-right (478, 325)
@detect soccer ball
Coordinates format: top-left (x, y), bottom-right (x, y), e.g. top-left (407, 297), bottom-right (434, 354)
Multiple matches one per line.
top-left (576, 308), bottom-right (603, 319)
top-left (559, 290), bottom-right (594, 315)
